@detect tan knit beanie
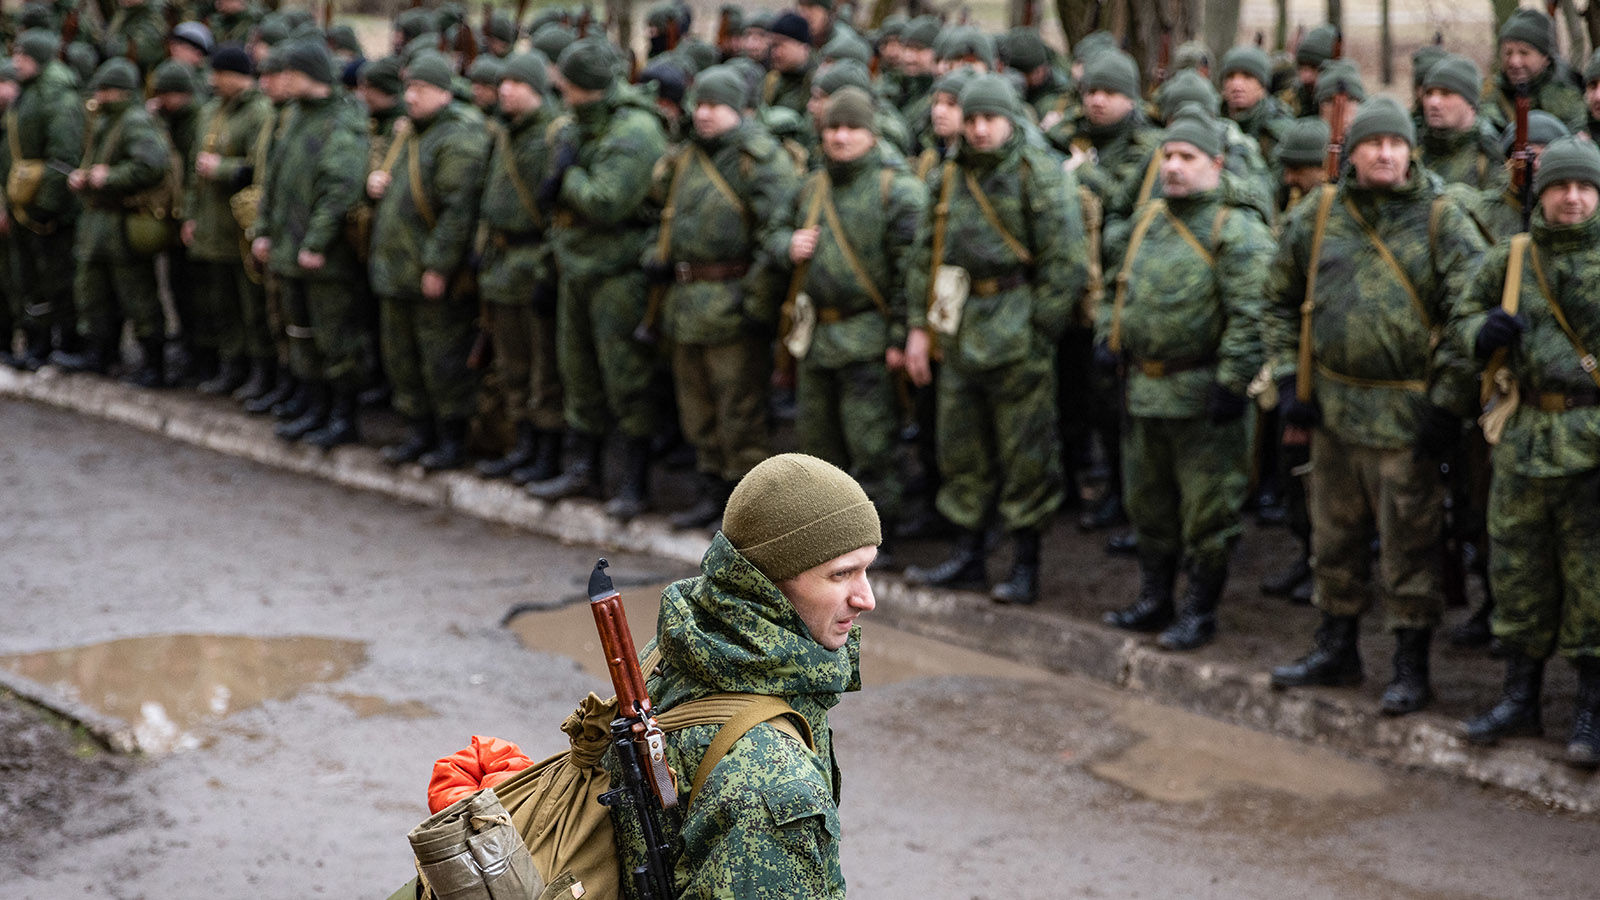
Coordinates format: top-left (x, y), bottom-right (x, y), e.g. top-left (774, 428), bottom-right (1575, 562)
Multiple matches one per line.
top-left (722, 454), bottom-right (882, 583)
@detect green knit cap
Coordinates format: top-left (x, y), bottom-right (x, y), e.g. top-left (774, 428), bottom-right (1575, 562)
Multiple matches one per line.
top-left (822, 85), bottom-right (876, 131)
top-left (17, 29), bottom-right (61, 67)
top-left (1220, 45), bottom-right (1271, 86)
top-left (1275, 116), bottom-right (1330, 167)
top-left (1499, 7), bottom-right (1555, 59)
top-left (1080, 49), bottom-right (1140, 99)
top-left (405, 51), bottom-right (454, 91)
top-left (1296, 24), bottom-right (1338, 67)
top-left (1071, 30), bottom-right (1116, 66)
top-left (360, 55), bottom-right (405, 95)
top-left (531, 24), bottom-right (578, 61)
top-left (722, 453), bottom-right (882, 583)
top-left (814, 59), bottom-right (871, 96)
top-left (932, 65), bottom-right (975, 100)
top-left (1411, 44), bottom-right (1447, 90)
top-left (152, 59), bottom-right (195, 95)
top-left (1157, 68), bottom-right (1217, 123)
top-left (1314, 60), bottom-right (1366, 105)
top-left (901, 15), bottom-right (940, 50)
top-left (690, 64), bottom-right (747, 110)
top-left (1003, 27), bottom-right (1050, 71)
top-left (1534, 134), bottom-right (1600, 195)
top-left (822, 31), bottom-right (872, 66)
top-left (938, 25), bottom-right (995, 67)
top-left (1421, 54), bottom-right (1480, 107)
top-left (1500, 110), bottom-right (1571, 154)
top-left (500, 51), bottom-right (549, 93)
top-left (88, 57), bottom-right (139, 93)
top-left (558, 36), bottom-right (618, 91)
top-left (958, 71), bottom-right (1020, 119)
top-left (1345, 95), bottom-right (1415, 149)
top-left (1163, 104), bottom-right (1224, 158)
top-left (467, 56), bottom-right (505, 86)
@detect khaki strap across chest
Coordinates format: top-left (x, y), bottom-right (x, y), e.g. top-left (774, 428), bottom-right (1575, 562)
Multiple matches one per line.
top-left (816, 168), bottom-right (892, 317)
top-left (400, 129), bottom-right (437, 229)
top-left (1109, 199), bottom-right (1231, 353)
top-left (962, 167), bottom-right (1033, 265)
top-left (783, 171), bottom-right (827, 307)
top-left (492, 121), bottom-right (543, 229)
top-left (1525, 239), bottom-right (1600, 389)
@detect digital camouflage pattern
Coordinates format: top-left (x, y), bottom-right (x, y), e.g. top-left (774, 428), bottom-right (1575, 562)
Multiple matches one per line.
top-left (763, 63), bottom-right (815, 117)
top-left (1045, 109), bottom-right (1163, 219)
top-left (102, 1), bottom-right (169, 75)
top-left (1122, 414), bottom-right (1253, 570)
top-left (609, 531), bottom-right (856, 900)
top-left (1484, 467), bottom-right (1600, 659)
top-left (1481, 63), bottom-right (1587, 135)
top-left (1226, 94), bottom-right (1294, 163)
top-left (7, 57), bottom-right (83, 342)
top-left (1419, 121), bottom-right (1506, 191)
top-left (1263, 167), bottom-right (1488, 448)
top-left (477, 107), bottom-right (563, 305)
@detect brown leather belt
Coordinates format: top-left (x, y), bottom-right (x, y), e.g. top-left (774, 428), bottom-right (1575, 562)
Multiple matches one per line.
top-left (674, 260), bottom-right (749, 283)
top-left (969, 271), bottom-right (1029, 297)
top-left (1524, 385), bottom-right (1600, 411)
top-left (1131, 355), bottom-right (1216, 378)
top-left (817, 307), bottom-right (844, 324)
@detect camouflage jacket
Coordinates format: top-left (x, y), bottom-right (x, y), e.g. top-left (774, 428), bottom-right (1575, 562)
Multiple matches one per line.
top-left (182, 87), bottom-right (270, 263)
top-left (1226, 95), bottom-right (1294, 161)
top-left (763, 60), bottom-right (816, 116)
top-left (551, 84), bottom-right (668, 281)
top-left (1481, 63), bottom-right (1587, 134)
top-left (259, 91), bottom-right (370, 282)
top-left (905, 133), bottom-right (1089, 372)
top-left (1025, 68), bottom-right (1077, 125)
top-left (369, 101), bottom-right (487, 297)
top-left (73, 99), bottom-right (169, 263)
top-left (101, 3), bottom-right (167, 74)
top-left (1047, 109), bottom-right (1163, 220)
top-left (650, 118), bottom-right (798, 345)
top-left (1419, 121), bottom-right (1506, 192)
top-left (610, 531), bottom-right (856, 900)
top-left (207, 8), bottom-right (259, 45)
top-left (1452, 209), bottom-right (1600, 477)
top-left (7, 59), bottom-right (84, 225)
top-left (778, 144), bottom-right (927, 367)
top-left (477, 105), bottom-right (565, 304)
top-left (1264, 166), bottom-right (1488, 448)
top-left (1120, 121), bottom-right (1275, 216)
top-left (157, 98), bottom-right (201, 192)
top-left (1463, 182), bottom-right (1527, 243)
top-left (1099, 182), bottom-right (1274, 418)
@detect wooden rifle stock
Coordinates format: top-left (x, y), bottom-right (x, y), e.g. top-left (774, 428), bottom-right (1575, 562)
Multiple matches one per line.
top-left (716, 9), bottom-right (735, 60)
top-left (588, 559), bottom-right (678, 812)
top-left (1514, 87), bottom-right (1534, 232)
top-left (665, 16), bottom-right (679, 51)
top-left (1325, 82), bottom-right (1348, 181)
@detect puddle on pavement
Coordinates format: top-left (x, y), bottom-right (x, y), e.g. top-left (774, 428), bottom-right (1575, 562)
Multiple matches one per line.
top-left (0, 634), bottom-right (367, 754)
top-left (333, 693), bottom-right (436, 720)
top-left (506, 582), bottom-right (1050, 687)
top-left (1088, 695), bottom-right (1391, 806)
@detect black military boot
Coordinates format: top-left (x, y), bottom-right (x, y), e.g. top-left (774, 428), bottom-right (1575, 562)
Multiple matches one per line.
top-left (1271, 614), bottom-right (1364, 688)
top-left (510, 430), bottom-right (562, 485)
top-left (231, 358), bottom-right (273, 402)
top-left (48, 344), bottom-right (108, 374)
top-left (670, 472), bottom-right (729, 530)
top-left (904, 530), bottom-right (988, 591)
top-left (419, 418), bottom-right (469, 471)
top-left (274, 380), bottom-right (329, 440)
top-left (1565, 658), bottom-right (1600, 769)
top-left (1380, 628), bottom-right (1433, 715)
top-left (477, 421), bottom-right (539, 479)
top-left (527, 433), bottom-right (601, 501)
top-left (1158, 563), bottom-right (1226, 651)
top-left (1449, 598), bottom-right (1495, 649)
top-left (18, 327), bottom-right (52, 371)
top-left (198, 356), bottom-right (249, 395)
top-left (245, 370), bottom-right (296, 414)
top-left (1077, 491), bottom-right (1124, 532)
top-left (302, 385), bottom-right (361, 449)
top-left (175, 343), bottom-right (216, 388)
top-left (991, 529), bottom-right (1041, 605)
top-left (380, 418), bottom-right (437, 466)
top-left (1463, 651), bottom-right (1545, 745)
top-left (271, 378), bottom-right (314, 420)
top-left (604, 437), bottom-right (652, 521)
top-left (1102, 551), bottom-right (1178, 632)
top-left (122, 338), bottom-right (168, 388)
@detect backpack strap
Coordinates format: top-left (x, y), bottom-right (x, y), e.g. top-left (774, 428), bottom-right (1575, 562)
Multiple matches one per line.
top-left (1295, 184), bottom-right (1338, 402)
top-left (1528, 241), bottom-right (1600, 389)
top-left (1108, 199), bottom-right (1164, 353)
top-left (962, 166), bottom-right (1033, 265)
top-left (657, 693), bottom-right (815, 808)
top-left (1481, 232), bottom-right (1529, 406)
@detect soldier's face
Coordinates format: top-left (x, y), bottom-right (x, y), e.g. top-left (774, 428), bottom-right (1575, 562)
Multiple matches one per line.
top-left (1421, 87), bottom-right (1475, 131)
top-left (930, 92), bottom-right (962, 138)
top-left (1297, 64), bottom-right (1318, 86)
top-left (822, 123), bottom-right (873, 162)
top-left (1083, 89), bottom-right (1133, 127)
top-left (798, 3), bottom-right (830, 39)
top-left (775, 545), bottom-right (878, 651)
top-left (771, 36), bottom-right (809, 72)
top-left (1159, 141), bottom-right (1222, 197)
top-left (693, 101), bottom-right (740, 140)
top-left (902, 46), bottom-right (934, 75)
top-left (471, 83), bottom-right (497, 109)
top-left (497, 79), bottom-right (540, 116)
top-left (1586, 79), bottom-right (1600, 119)
top-left (1222, 72), bottom-right (1265, 113)
top-left (1349, 135), bottom-right (1411, 188)
top-left (1500, 41), bottom-right (1548, 87)
top-left (169, 41), bottom-right (205, 67)
top-left (404, 81), bottom-right (453, 119)
top-left (1540, 179), bottom-right (1600, 225)
top-left (963, 112), bottom-right (1013, 151)
top-left (11, 54), bottom-right (38, 82)
top-left (211, 69), bottom-right (252, 100)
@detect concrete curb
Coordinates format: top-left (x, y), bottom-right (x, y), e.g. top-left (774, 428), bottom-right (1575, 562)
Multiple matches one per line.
top-left (4, 365), bottom-right (1598, 814)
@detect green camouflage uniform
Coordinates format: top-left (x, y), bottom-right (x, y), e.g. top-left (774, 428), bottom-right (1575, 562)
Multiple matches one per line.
top-left (610, 531), bottom-right (855, 899)
top-left (905, 133), bottom-right (1089, 533)
top-left (1025, 68), bottom-right (1076, 125)
top-left (653, 118), bottom-right (797, 482)
top-left (1452, 209), bottom-right (1600, 660)
top-left (1419, 121), bottom-right (1507, 191)
top-left (1264, 168), bottom-right (1487, 629)
top-left (551, 85), bottom-right (669, 440)
top-left (783, 145), bottom-right (927, 526)
top-left (1226, 95), bottom-right (1294, 163)
top-left (1465, 182), bottom-right (1528, 242)
top-left (184, 87), bottom-right (273, 368)
top-left (1481, 64), bottom-right (1587, 134)
top-left (1046, 109), bottom-right (1163, 220)
top-left (763, 60), bottom-right (816, 117)
top-left (101, 1), bottom-right (168, 75)
top-left (258, 90), bottom-right (374, 391)
top-left (1101, 182), bottom-right (1274, 571)
top-left (369, 101), bottom-right (488, 419)
top-left (6, 58), bottom-right (83, 349)
top-left (72, 98), bottom-right (170, 346)
top-left (478, 105), bottom-right (566, 434)
top-left (207, 7), bottom-right (260, 45)
top-left (156, 95), bottom-right (204, 356)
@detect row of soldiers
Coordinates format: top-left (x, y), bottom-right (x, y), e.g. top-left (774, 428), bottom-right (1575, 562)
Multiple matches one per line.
top-left (0, 0), bottom-right (1596, 765)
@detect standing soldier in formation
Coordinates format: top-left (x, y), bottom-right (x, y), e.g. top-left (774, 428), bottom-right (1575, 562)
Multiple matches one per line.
top-left (761, 13), bottom-right (814, 115)
top-left (1482, 7), bottom-right (1585, 134)
top-left (256, 42), bottom-right (372, 448)
top-left (368, 51), bottom-right (487, 468)
top-left (1456, 136), bottom-right (1600, 768)
top-left (241, 47), bottom-right (298, 415)
top-left (1281, 24), bottom-right (1337, 118)
top-left (473, 52), bottom-right (567, 486)
top-left (1266, 98), bottom-right (1487, 715)
top-left (903, 74), bottom-right (1088, 605)
top-left (1472, 113), bottom-right (1569, 241)
top-left (149, 59), bottom-right (207, 384)
top-left (104, 0), bottom-right (170, 76)
top-left (1098, 107), bottom-right (1274, 651)
top-left (646, 65), bottom-right (797, 529)
top-left (1219, 45), bottom-right (1292, 162)
top-left (182, 43), bottom-right (273, 399)
top-left (527, 38), bottom-right (668, 521)
top-left (1418, 54), bottom-right (1505, 191)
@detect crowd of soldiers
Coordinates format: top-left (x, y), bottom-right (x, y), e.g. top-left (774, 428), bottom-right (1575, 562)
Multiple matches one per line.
top-left (0, 0), bottom-right (1598, 766)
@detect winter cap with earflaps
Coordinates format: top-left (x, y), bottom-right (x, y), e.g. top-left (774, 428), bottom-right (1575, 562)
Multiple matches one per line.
top-left (722, 454), bottom-right (882, 584)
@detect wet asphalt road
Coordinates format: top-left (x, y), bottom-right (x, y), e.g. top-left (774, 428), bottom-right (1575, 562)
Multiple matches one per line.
top-left (1, 397), bottom-right (1598, 899)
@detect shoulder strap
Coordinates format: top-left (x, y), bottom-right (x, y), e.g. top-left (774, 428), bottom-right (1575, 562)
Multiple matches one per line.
top-left (1209, 206), bottom-right (1233, 256)
top-left (880, 167), bottom-right (893, 207)
top-left (1159, 204), bottom-right (1216, 267)
top-left (1077, 184), bottom-right (1105, 324)
top-left (494, 122), bottom-right (543, 228)
top-left (1295, 184), bottom-right (1338, 402)
top-left (1342, 194), bottom-right (1431, 330)
top-left (762, 69), bottom-right (781, 105)
top-left (1134, 148), bottom-right (1163, 208)
top-left (692, 144), bottom-right (747, 217)
top-left (1481, 233), bottom-right (1530, 405)
top-left (820, 173), bottom-right (889, 317)
top-left (784, 170), bottom-right (828, 307)
top-left (962, 167), bottom-right (1033, 265)
top-left (653, 149), bottom-right (694, 264)
top-left (659, 693), bottom-right (815, 808)
top-left (926, 159), bottom-right (957, 311)
top-left (1528, 242), bottom-right (1600, 389)
top-left (6, 107), bottom-right (21, 166)
top-left (404, 130), bottom-right (435, 229)
top-left (1108, 199), bottom-right (1165, 353)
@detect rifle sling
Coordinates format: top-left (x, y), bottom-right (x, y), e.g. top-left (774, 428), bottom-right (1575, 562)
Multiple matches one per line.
top-left (1482, 233), bottom-right (1529, 405)
top-left (818, 169), bottom-right (891, 318)
top-left (1528, 241), bottom-right (1600, 389)
top-left (783, 170), bottom-right (827, 307)
top-left (963, 168), bottom-right (1033, 265)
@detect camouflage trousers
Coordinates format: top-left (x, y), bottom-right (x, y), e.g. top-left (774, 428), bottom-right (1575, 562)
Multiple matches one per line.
top-left (484, 301), bottom-right (564, 432)
top-left (193, 260), bottom-right (273, 363)
top-left (1488, 466), bottom-right (1600, 660)
top-left (75, 256), bottom-right (161, 343)
top-left (283, 278), bottom-right (376, 391)
top-left (935, 354), bottom-right (1063, 533)
top-left (1123, 413), bottom-right (1252, 570)
top-left (556, 269), bottom-right (661, 440)
top-left (796, 356), bottom-right (903, 524)
top-left (379, 292), bottom-right (477, 420)
top-left (1308, 430), bottom-right (1445, 630)
top-left (8, 226), bottom-right (74, 339)
top-left (673, 338), bottom-right (770, 483)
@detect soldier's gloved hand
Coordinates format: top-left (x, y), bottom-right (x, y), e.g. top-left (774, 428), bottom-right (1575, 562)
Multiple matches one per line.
top-left (1205, 383), bottom-right (1249, 424)
top-left (531, 281), bottom-right (558, 315)
top-left (538, 143), bottom-right (579, 207)
top-left (1092, 341), bottom-right (1120, 374)
top-left (1277, 376), bottom-right (1322, 428)
top-left (1474, 308), bottom-right (1525, 359)
top-left (1414, 402), bottom-right (1463, 462)
top-left (642, 259), bottom-right (674, 284)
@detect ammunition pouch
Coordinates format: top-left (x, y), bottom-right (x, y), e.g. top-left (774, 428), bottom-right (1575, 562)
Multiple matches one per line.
top-left (6, 159), bottom-right (46, 209)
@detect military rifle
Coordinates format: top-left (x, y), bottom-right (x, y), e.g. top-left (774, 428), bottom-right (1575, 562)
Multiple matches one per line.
top-left (321, 0), bottom-right (334, 31)
top-left (664, 14), bottom-right (679, 52)
top-left (715, 8), bottom-right (735, 61)
top-left (1513, 84), bottom-right (1534, 232)
top-left (1289, 24), bottom-right (1304, 56)
top-left (589, 559), bottom-right (679, 900)
top-left (1022, 0), bottom-right (1040, 28)
top-left (456, 11), bottom-right (479, 73)
top-left (577, 5), bottom-right (594, 40)
top-left (1324, 78), bottom-right (1348, 183)
top-left (61, 7), bottom-right (80, 54)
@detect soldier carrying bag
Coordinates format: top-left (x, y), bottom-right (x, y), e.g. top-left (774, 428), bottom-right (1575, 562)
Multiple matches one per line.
top-left (4, 109), bottom-right (46, 212)
top-left (782, 167), bottom-right (896, 361)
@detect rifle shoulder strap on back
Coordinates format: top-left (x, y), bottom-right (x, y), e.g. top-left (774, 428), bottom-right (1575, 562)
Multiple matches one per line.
top-left (493, 121), bottom-right (544, 229)
top-left (963, 166), bottom-right (1033, 265)
top-left (653, 149), bottom-right (693, 264)
top-left (1108, 199), bottom-right (1164, 353)
top-left (783, 170), bottom-right (828, 307)
top-left (926, 159), bottom-right (957, 312)
top-left (692, 144), bottom-right (747, 218)
top-left (675, 693), bottom-right (814, 808)
top-left (1481, 232), bottom-right (1529, 405)
top-left (819, 170), bottom-right (890, 317)
top-left (1135, 148), bottom-right (1162, 208)
top-left (404, 130), bottom-right (435, 229)
top-left (1528, 241), bottom-right (1600, 389)
top-left (1296, 184), bottom-right (1338, 402)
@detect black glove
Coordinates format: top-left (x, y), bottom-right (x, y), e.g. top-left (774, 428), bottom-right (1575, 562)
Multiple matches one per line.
top-left (1414, 402), bottom-right (1462, 461)
top-left (530, 281), bottom-right (558, 316)
top-left (642, 259), bottom-right (675, 285)
top-left (1474, 308), bottom-right (1525, 359)
top-left (1206, 383), bottom-right (1249, 424)
top-left (1093, 341), bottom-right (1121, 374)
top-left (1277, 375), bottom-right (1322, 428)
top-left (537, 142), bottom-right (579, 208)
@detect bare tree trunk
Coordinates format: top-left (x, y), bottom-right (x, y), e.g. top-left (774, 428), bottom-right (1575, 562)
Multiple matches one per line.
top-left (1201, 0), bottom-right (1237, 62)
top-left (1275, 0), bottom-right (1288, 50)
top-left (1586, 0), bottom-right (1600, 59)
top-left (1379, 0), bottom-right (1392, 84)
top-left (1558, 0), bottom-right (1588, 64)
top-left (1326, 0), bottom-right (1341, 31)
